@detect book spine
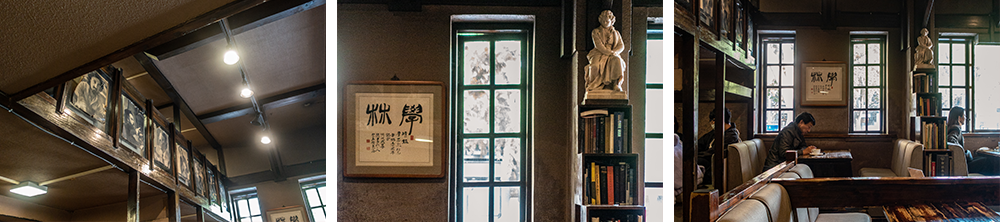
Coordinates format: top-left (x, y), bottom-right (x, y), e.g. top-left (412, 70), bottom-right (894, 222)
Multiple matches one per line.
top-left (607, 165), bottom-right (614, 204)
top-left (599, 165), bottom-right (608, 204)
top-left (614, 111), bottom-right (624, 153)
top-left (584, 163), bottom-right (590, 204)
top-left (591, 162), bottom-right (598, 204)
top-left (597, 117), bottom-right (605, 153)
top-left (606, 115), bottom-right (613, 153)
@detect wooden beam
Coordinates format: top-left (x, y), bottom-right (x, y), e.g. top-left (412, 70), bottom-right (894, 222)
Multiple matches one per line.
top-left (134, 54), bottom-right (223, 149)
top-left (773, 177), bottom-right (1000, 207)
top-left (198, 83), bottom-right (325, 124)
top-left (127, 169), bottom-right (140, 222)
top-left (10, 0), bottom-right (268, 102)
top-left (226, 160), bottom-right (324, 187)
top-left (680, 30), bottom-right (699, 222)
top-left (196, 206), bottom-right (205, 222)
top-left (923, 0), bottom-right (936, 27)
top-left (712, 52), bottom-right (725, 192)
top-left (168, 191), bottom-right (181, 222)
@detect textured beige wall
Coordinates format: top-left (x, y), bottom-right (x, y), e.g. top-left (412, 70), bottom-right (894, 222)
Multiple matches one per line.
top-left (0, 194), bottom-right (71, 221)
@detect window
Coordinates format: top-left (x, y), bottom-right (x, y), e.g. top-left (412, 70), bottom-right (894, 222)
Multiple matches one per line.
top-left (453, 22), bottom-right (531, 222)
top-left (300, 176), bottom-right (330, 222)
top-left (974, 44), bottom-right (1000, 130)
top-left (761, 36), bottom-right (795, 132)
top-left (849, 36), bottom-right (886, 132)
top-left (643, 25), bottom-right (664, 222)
top-left (939, 38), bottom-right (972, 130)
top-left (231, 188), bottom-right (261, 222)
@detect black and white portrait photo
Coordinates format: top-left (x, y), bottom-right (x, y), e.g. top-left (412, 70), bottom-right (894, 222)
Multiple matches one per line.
top-left (208, 169), bottom-right (218, 204)
top-left (177, 143), bottom-right (190, 186)
top-left (69, 71), bottom-right (109, 129)
top-left (118, 96), bottom-right (146, 157)
top-left (153, 125), bottom-right (171, 172)
top-left (194, 159), bottom-right (204, 195)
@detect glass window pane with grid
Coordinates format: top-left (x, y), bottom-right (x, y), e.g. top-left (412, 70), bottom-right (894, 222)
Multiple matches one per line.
top-left (762, 36), bottom-right (795, 132)
top-left (644, 27), bottom-right (664, 222)
top-left (232, 192), bottom-right (262, 222)
top-left (456, 24), bottom-right (530, 222)
top-left (850, 36), bottom-right (885, 132)
top-left (301, 181), bottom-right (329, 222)
top-left (939, 38), bottom-right (972, 131)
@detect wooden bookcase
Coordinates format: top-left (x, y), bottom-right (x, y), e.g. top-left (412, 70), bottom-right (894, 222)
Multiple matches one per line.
top-left (577, 104), bottom-right (644, 222)
top-left (912, 68), bottom-right (953, 176)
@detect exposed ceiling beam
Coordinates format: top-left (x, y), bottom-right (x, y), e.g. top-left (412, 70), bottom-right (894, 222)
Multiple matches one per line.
top-left (198, 83), bottom-right (325, 124)
top-left (226, 160), bottom-right (324, 187)
top-left (134, 53), bottom-right (223, 151)
top-left (155, 103), bottom-right (174, 111)
top-left (9, 0), bottom-right (268, 102)
top-left (146, 0), bottom-right (326, 60)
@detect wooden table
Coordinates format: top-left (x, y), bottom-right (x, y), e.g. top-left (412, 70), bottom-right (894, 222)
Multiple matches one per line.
top-left (798, 150), bottom-right (853, 177)
top-left (884, 202), bottom-right (1000, 222)
top-left (977, 147), bottom-right (1000, 158)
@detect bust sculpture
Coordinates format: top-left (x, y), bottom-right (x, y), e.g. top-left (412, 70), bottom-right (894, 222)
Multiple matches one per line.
top-left (914, 28), bottom-right (934, 70)
top-left (585, 10), bottom-right (627, 101)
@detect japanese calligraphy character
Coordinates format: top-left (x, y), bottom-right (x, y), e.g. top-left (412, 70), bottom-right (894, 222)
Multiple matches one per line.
top-left (400, 104), bottom-right (424, 134)
top-left (366, 103), bottom-right (392, 126)
top-left (827, 72), bottom-right (838, 82)
top-left (810, 72), bottom-right (824, 82)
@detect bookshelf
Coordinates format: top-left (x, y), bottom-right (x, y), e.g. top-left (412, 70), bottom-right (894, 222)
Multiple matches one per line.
top-left (577, 104), bottom-right (644, 222)
top-left (912, 68), bottom-right (953, 176)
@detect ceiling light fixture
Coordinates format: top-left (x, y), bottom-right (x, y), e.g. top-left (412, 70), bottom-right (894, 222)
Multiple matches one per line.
top-left (261, 136), bottom-right (272, 144)
top-left (240, 87), bottom-right (254, 98)
top-left (10, 181), bottom-right (47, 197)
top-left (224, 50), bottom-right (240, 65)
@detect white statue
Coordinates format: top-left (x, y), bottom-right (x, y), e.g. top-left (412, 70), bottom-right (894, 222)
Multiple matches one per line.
top-left (914, 28), bottom-right (934, 70)
top-left (585, 10), bottom-right (627, 100)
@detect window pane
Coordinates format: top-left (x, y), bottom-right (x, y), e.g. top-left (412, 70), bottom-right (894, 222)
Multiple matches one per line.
top-left (852, 43), bottom-right (866, 64)
top-left (312, 208), bottom-right (327, 222)
top-left (464, 139), bottom-right (489, 182)
top-left (853, 89), bottom-right (866, 109)
top-left (868, 43), bottom-right (880, 64)
top-left (249, 198), bottom-right (260, 215)
top-left (646, 39), bottom-right (664, 84)
top-left (238, 200), bottom-right (250, 217)
top-left (853, 111), bottom-right (866, 132)
top-left (867, 110), bottom-right (881, 131)
top-left (306, 189), bottom-right (321, 208)
top-left (853, 66), bottom-right (865, 87)
top-left (939, 66), bottom-right (951, 86)
top-left (767, 43), bottom-right (780, 64)
top-left (464, 90), bottom-right (490, 133)
top-left (464, 41), bottom-right (491, 85)
top-left (645, 187), bottom-right (664, 222)
top-left (495, 41), bottom-right (522, 85)
top-left (645, 138), bottom-right (663, 182)
top-left (781, 111), bottom-right (794, 127)
top-left (495, 90), bottom-right (521, 133)
top-left (767, 66), bottom-right (780, 86)
top-left (251, 216), bottom-right (262, 222)
top-left (781, 43), bottom-right (795, 64)
top-left (464, 187), bottom-right (489, 222)
top-left (766, 111), bottom-right (780, 132)
top-left (868, 88), bottom-right (880, 109)
top-left (494, 138), bottom-right (520, 182)
top-left (939, 43), bottom-right (951, 64)
top-left (953, 66), bottom-right (966, 86)
top-left (766, 89), bottom-right (780, 109)
top-left (953, 43), bottom-right (966, 64)
top-left (974, 45), bottom-right (1000, 130)
top-left (780, 88), bottom-right (794, 108)
top-left (867, 66), bottom-right (880, 86)
top-left (494, 187), bottom-right (521, 222)
top-left (645, 88), bottom-right (664, 133)
top-left (318, 186), bottom-right (330, 207)
top-left (941, 88), bottom-right (952, 109)
top-left (953, 89), bottom-right (966, 108)
top-left (781, 66), bottom-right (794, 86)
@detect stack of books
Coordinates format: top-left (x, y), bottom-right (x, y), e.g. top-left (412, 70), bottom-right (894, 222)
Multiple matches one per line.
top-left (584, 161), bottom-right (635, 205)
top-left (580, 109), bottom-right (628, 154)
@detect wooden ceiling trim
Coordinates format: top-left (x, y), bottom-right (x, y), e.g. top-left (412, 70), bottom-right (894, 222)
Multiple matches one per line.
top-left (9, 0), bottom-right (268, 102)
top-left (198, 83), bottom-right (325, 124)
top-left (226, 160), bottom-right (323, 187)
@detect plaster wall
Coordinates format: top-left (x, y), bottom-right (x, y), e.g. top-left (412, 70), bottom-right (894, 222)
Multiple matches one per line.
top-left (0, 194), bottom-right (71, 221)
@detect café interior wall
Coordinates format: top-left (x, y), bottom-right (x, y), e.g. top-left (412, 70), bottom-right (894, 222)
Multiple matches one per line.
top-left (337, 3), bottom-right (572, 222)
top-left (69, 194), bottom-right (170, 221)
top-left (0, 194), bottom-right (71, 221)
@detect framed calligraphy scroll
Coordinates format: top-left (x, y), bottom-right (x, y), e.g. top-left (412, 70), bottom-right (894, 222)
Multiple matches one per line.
top-left (801, 61), bottom-right (848, 106)
top-left (265, 205), bottom-right (309, 222)
top-left (342, 81), bottom-right (446, 178)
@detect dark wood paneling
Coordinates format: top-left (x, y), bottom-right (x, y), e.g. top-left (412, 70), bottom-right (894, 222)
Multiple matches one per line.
top-left (773, 177), bottom-right (1000, 207)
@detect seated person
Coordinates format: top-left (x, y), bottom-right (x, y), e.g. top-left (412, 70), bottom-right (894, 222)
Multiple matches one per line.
top-left (764, 112), bottom-right (818, 171)
top-left (674, 133), bottom-right (704, 204)
top-left (696, 108), bottom-right (741, 184)
top-left (946, 107), bottom-right (1000, 175)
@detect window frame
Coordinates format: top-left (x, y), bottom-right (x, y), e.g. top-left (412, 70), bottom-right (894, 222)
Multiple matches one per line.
top-left (849, 35), bottom-right (887, 133)
top-left (300, 180), bottom-right (328, 222)
top-left (759, 35), bottom-right (796, 133)
top-left (450, 22), bottom-right (533, 222)
top-left (939, 37), bottom-right (973, 132)
top-left (231, 189), bottom-right (261, 222)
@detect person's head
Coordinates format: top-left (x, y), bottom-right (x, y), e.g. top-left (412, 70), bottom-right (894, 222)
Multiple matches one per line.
top-left (947, 106), bottom-right (966, 127)
top-left (88, 74), bottom-right (101, 89)
top-left (599, 10), bottom-right (615, 28)
top-left (794, 112), bottom-right (816, 134)
top-left (708, 108), bottom-right (733, 129)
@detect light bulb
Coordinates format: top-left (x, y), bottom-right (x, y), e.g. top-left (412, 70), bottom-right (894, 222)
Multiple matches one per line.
top-left (261, 136), bottom-right (271, 144)
top-left (224, 50), bottom-right (240, 65)
top-left (240, 87), bottom-right (254, 98)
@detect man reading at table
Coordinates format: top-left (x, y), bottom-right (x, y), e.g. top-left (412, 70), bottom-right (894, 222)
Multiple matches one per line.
top-left (764, 112), bottom-right (818, 171)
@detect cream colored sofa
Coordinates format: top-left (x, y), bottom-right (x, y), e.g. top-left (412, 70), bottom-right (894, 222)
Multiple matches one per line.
top-left (726, 138), bottom-right (767, 191)
top-left (718, 183), bottom-right (871, 222)
top-left (858, 139), bottom-right (923, 177)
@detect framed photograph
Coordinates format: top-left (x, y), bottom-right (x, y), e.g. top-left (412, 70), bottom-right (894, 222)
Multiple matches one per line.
top-left (193, 157), bottom-right (205, 196)
top-left (342, 81), bottom-right (446, 178)
top-left (118, 96), bottom-right (147, 157)
top-left (699, 0), bottom-right (715, 29)
top-left (720, 0), bottom-right (731, 38)
top-left (152, 124), bottom-right (171, 173)
top-left (176, 142), bottom-right (190, 186)
top-left (208, 167), bottom-right (218, 205)
top-left (801, 61), bottom-right (849, 106)
top-left (735, 1), bottom-right (745, 50)
top-left (266, 206), bottom-right (310, 222)
top-left (63, 70), bottom-right (111, 131)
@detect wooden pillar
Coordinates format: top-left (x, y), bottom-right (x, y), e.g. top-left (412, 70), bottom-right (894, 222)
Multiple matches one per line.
top-left (713, 52), bottom-right (727, 192)
top-left (127, 169), bottom-right (140, 222)
top-left (196, 206), bottom-right (205, 222)
top-left (679, 30), bottom-right (700, 222)
top-left (167, 191), bottom-right (181, 222)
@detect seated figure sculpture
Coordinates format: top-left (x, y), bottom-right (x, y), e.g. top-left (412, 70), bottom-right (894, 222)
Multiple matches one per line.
top-left (585, 10), bottom-right (627, 100)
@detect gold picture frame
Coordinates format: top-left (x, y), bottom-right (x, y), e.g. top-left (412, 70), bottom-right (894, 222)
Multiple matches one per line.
top-left (801, 61), bottom-right (849, 106)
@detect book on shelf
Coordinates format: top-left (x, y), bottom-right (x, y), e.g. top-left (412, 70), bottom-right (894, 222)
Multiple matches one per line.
top-left (588, 215), bottom-right (643, 222)
top-left (581, 109), bottom-right (629, 154)
top-left (585, 160), bottom-right (635, 205)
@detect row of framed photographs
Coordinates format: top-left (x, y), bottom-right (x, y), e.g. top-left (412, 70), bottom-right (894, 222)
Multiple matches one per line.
top-left (55, 66), bottom-right (229, 213)
top-left (677, 0), bottom-right (755, 54)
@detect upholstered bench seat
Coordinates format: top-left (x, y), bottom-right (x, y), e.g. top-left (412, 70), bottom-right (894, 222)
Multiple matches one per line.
top-left (814, 212), bottom-right (872, 222)
top-left (857, 168), bottom-right (896, 177)
top-left (859, 139), bottom-right (922, 177)
top-left (717, 199), bottom-right (770, 222)
top-left (750, 183), bottom-right (871, 222)
top-left (727, 138), bottom-right (767, 191)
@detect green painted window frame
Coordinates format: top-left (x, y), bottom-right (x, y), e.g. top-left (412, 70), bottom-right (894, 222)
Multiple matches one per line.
top-left (939, 37), bottom-right (973, 131)
top-left (761, 35), bottom-right (796, 133)
top-left (849, 35), bottom-right (887, 133)
top-left (231, 190), bottom-right (261, 222)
